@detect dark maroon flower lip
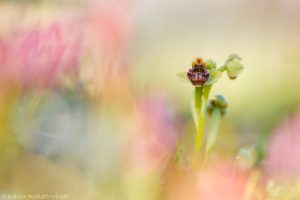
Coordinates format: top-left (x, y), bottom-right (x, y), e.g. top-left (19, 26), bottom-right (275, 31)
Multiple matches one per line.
top-left (187, 58), bottom-right (210, 86)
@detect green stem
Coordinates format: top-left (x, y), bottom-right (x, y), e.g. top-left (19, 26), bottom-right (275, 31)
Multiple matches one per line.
top-left (194, 86), bottom-right (202, 110)
top-left (193, 86), bottom-right (211, 157)
top-left (175, 141), bottom-right (182, 164)
top-left (218, 65), bottom-right (227, 72)
top-left (203, 108), bottom-right (221, 165)
top-left (190, 87), bottom-right (202, 131)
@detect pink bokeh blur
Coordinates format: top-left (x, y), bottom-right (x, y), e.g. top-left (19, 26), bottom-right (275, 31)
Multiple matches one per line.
top-left (265, 112), bottom-right (300, 181)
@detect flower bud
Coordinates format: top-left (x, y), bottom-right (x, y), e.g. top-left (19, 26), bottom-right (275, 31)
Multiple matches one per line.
top-left (224, 54), bottom-right (244, 79)
top-left (211, 94), bottom-right (228, 108)
top-left (236, 145), bottom-right (258, 170)
top-left (207, 94), bottom-right (228, 116)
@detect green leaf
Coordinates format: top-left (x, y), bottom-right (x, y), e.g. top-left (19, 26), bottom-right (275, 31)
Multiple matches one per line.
top-left (205, 70), bottom-right (222, 85)
top-left (177, 72), bottom-right (189, 83)
top-left (226, 60), bottom-right (244, 79)
top-left (206, 108), bottom-right (221, 154)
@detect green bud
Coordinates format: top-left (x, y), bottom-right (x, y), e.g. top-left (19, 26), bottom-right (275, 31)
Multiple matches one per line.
top-left (211, 94), bottom-right (228, 108)
top-left (207, 94), bottom-right (228, 116)
top-left (236, 145), bottom-right (258, 170)
top-left (226, 60), bottom-right (244, 79)
top-left (223, 54), bottom-right (244, 79)
top-left (226, 54), bottom-right (241, 63)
